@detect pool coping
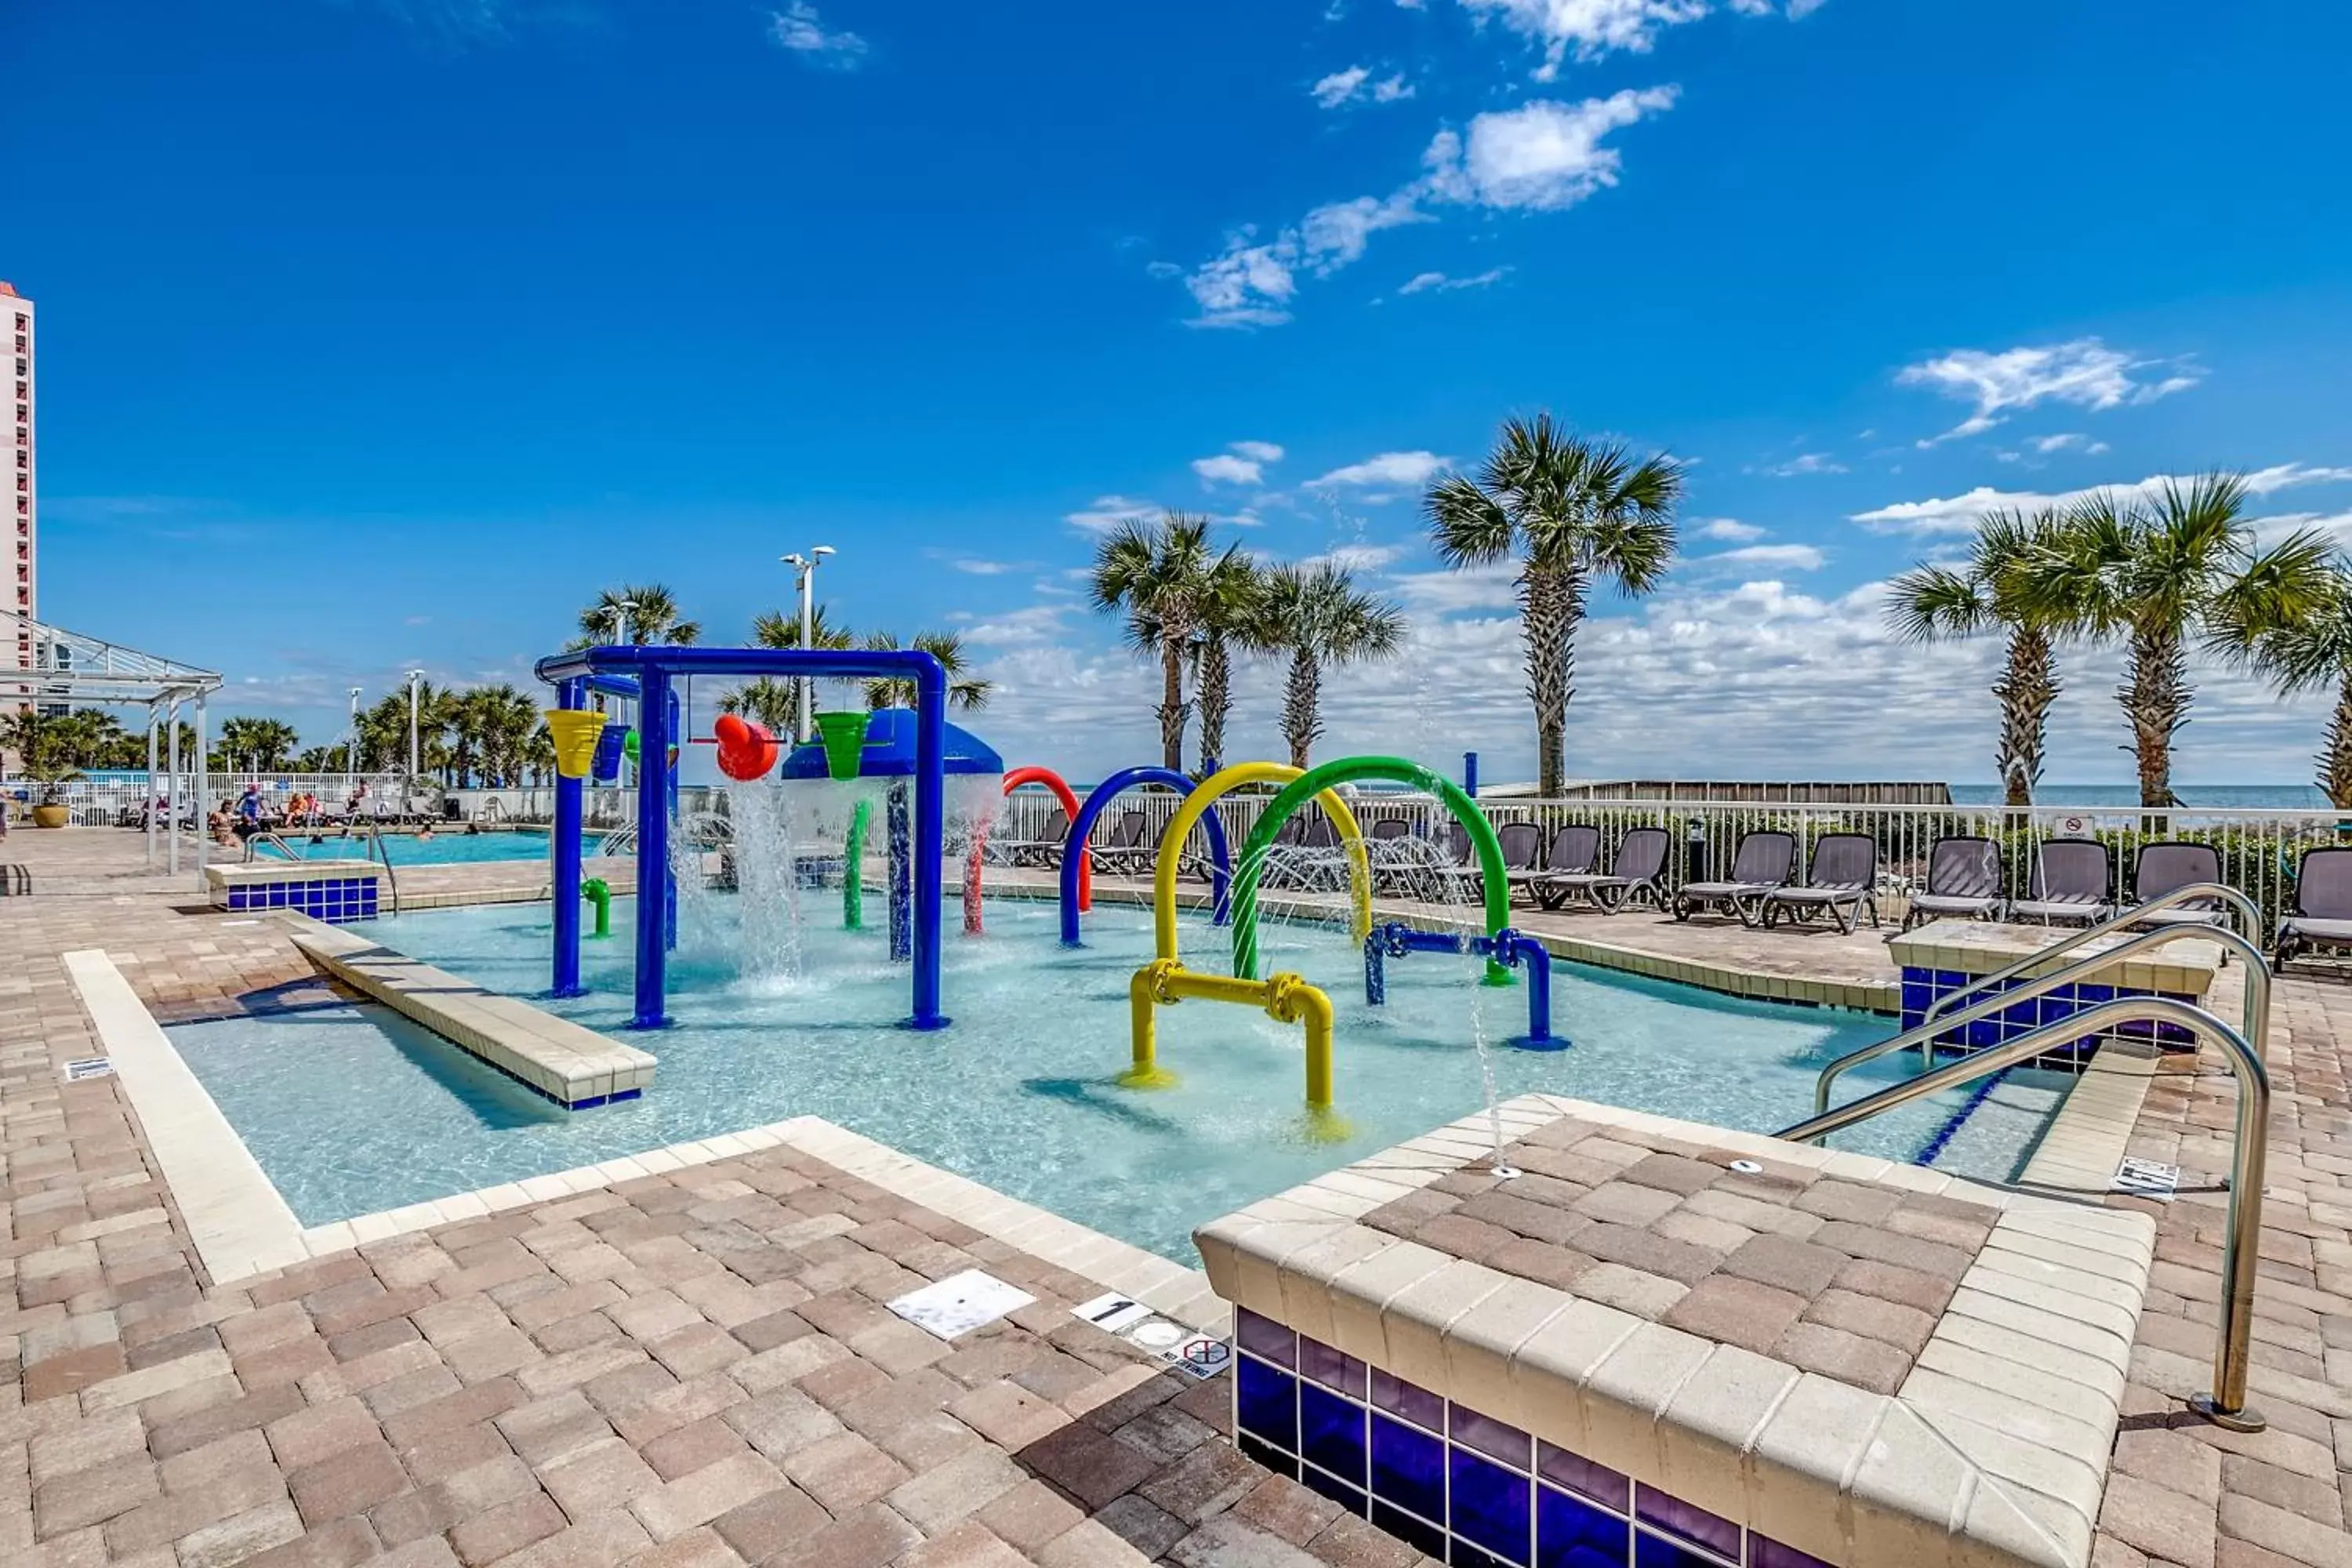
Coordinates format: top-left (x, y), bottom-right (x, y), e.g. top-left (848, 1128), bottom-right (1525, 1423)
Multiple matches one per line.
top-left (1195, 1092), bottom-right (2157, 1568)
top-left (64, 946), bottom-right (1225, 1333)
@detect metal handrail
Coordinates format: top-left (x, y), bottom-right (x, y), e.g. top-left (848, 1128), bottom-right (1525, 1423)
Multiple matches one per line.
top-left (354, 827), bottom-right (401, 914)
top-left (242, 832), bottom-right (299, 863)
top-left (1923, 880), bottom-right (2259, 1029)
top-left (1779, 995), bottom-right (2270, 1432)
top-left (1817, 916), bottom-right (2273, 1114)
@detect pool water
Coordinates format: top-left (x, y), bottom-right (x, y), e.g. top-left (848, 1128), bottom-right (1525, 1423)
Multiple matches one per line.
top-left (256, 829), bottom-right (593, 866)
top-left (169, 896), bottom-right (2070, 1261)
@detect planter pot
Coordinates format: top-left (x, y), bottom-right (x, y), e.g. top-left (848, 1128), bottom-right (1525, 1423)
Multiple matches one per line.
top-left (32, 804), bottom-right (71, 829)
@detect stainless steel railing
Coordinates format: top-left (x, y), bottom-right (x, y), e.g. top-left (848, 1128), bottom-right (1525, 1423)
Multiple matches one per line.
top-left (1816, 913), bottom-right (2273, 1116)
top-left (1778, 995), bottom-right (2270, 1432)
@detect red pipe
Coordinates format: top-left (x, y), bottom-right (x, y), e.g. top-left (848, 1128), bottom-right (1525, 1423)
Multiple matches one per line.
top-left (965, 767), bottom-right (1088, 935)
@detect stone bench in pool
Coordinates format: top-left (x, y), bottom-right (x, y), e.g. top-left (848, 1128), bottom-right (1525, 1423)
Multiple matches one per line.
top-left (205, 858), bottom-right (383, 923)
top-left (281, 915), bottom-right (655, 1110)
top-left (1194, 1093), bottom-right (2154, 1568)
top-left (1893, 919), bottom-right (2223, 1062)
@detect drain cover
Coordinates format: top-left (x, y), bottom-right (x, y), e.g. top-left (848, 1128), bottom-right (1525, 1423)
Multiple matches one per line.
top-left (887, 1269), bottom-right (1036, 1339)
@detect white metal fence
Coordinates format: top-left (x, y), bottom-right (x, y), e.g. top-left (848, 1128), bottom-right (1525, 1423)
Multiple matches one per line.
top-left (992, 786), bottom-right (2347, 925)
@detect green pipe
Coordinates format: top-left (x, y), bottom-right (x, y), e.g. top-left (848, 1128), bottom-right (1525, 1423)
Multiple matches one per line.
top-left (1232, 757), bottom-right (1511, 985)
top-left (844, 798), bottom-right (870, 930)
top-left (581, 877), bottom-right (611, 939)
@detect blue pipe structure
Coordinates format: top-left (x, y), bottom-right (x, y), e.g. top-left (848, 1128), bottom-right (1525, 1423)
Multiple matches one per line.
top-left (887, 783), bottom-right (913, 962)
top-left (535, 645), bottom-right (953, 1032)
top-left (1361, 921), bottom-right (1562, 1050)
top-left (1463, 751), bottom-right (1479, 799)
top-left (551, 677), bottom-right (588, 997)
top-left (1058, 768), bottom-right (1233, 946)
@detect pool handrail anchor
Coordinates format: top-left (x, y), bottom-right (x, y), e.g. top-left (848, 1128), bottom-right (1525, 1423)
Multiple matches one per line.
top-left (1363, 921), bottom-right (1562, 1049)
top-left (1816, 886), bottom-right (2272, 1115)
top-left (1230, 756), bottom-right (1511, 985)
top-left (1124, 956), bottom-right (1346, 1139)
top-left (1149, 762), bottom-right (1373, 964)
top-left (1777, 994), bottom-right (2270, 1434)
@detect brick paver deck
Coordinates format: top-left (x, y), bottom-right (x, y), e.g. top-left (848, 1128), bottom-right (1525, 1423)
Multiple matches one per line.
top-left (7, 824), bottom-right (2352, 1565)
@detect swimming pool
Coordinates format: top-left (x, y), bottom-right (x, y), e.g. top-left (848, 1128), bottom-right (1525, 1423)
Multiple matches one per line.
top-left (169, 895), bottom-right (2069, 1261)
top-left (255, 829), bottom-right (593, 866)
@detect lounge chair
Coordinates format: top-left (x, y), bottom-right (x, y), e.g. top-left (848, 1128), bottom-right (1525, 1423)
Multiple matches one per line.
top-left (1671, 829), bottom-right (1795, 927)
top-left (2009, 840), bottom-right (2114, 926)
top-left (1435, 820), bottom-right (1541, 902)
top-left (1900, 837), bottom-right (2006, 931)
top-left (2277, 847), bottom-right (2352, 971)
top-left (1524, 825), bottom-right (1604, 911)
top-left (1584, 827), bottom-right (1670, 915)
top-left (1762, 833), bottom-right (1881, 934)
top-left (1101, 809), bottom-right (1154, 876)
top-left (2126, 841), bottom-right (2227, 929)
top-left (998, 805), bottom-right (1071, 869)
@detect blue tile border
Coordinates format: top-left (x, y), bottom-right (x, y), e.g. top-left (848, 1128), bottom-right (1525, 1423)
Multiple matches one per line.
top-left (1899, 963), bottom-right (2194, 1066)
top-left (224, 875), bottom-right (378, 924)
top-left (1230, 1307), bottom-right (1838, 1567)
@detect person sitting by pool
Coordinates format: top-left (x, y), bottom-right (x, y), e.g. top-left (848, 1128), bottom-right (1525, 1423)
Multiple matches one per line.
top-left (209, 803), bottom-right (240, 847)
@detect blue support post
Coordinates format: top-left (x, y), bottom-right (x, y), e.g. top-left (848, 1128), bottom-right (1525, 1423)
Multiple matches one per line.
top-left (909, 663), bottom-right (949, 1029)
top-left (552, 677), bottom-right (587, 997)
top-left (665, 687), bottom-right (681, 954)
top-left (1490, 930), bottom-right (1563, 1051)
top-left (1058, 767), bottom-right (1232, 946)
top-left (887, 782), bottom-right (913, 963)
top-left (631, 670), bottom-right (673, 1030)
top-left (1463, 751), bottom-right (1479, 799)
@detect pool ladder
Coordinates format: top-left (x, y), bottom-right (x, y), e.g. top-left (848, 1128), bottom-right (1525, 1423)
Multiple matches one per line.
top-left (1776, 882), bottom-right (2270, 1432)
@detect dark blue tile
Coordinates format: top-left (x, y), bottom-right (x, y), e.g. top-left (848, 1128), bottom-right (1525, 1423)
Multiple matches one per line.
top-left (1536, 1444), bottom-right (1628, 1512)
top-left (1299, 1382), bottom-right (1365, 1488)
top-left (1450, 1447), bottom-right (1531, 1565)
top-left (1632, 1532), bottom-right (1726, 1568)
top-left (1455, 1542), bottom-right (1515, 1568)
top-left (1236, 1356), bottom-right (1296, 1453)
top-left (1450, 1404), bottom-right (1531, 1472)
top-left (1236, 1308), bottom-right (1297, 1370)
top-left (1298, 1464), bottom-right (1367, 1519)
top-left (1369, 1411), bottom-right (1444, 1523)
top-left (1370, 1368), bottom-right (1445, 1432)
top-left (1236, 1433), bottom-right (1295, 1478)
top-left (1632, 1487), bottom-right (1738, 1562)
top-left (1371, 1500), bottom-right (1446, 1559)
top-left (1750, 1534), bottom-right (1838, 1568)
top-left (611, 1087), bottom-right (642, 1102)
top-left (1537, 1484), bottom-right (1629, 1568)
top-left (1300, 1336), bottom-right (1367, 1399)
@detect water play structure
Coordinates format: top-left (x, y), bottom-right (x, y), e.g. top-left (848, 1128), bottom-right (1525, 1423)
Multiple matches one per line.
top-left (1362, 922), bottom-right (1559, 1048)
top-left (536, 644), bottom-right (963, 1030)
top-left (1058, 765), bottom-right (1233, 946)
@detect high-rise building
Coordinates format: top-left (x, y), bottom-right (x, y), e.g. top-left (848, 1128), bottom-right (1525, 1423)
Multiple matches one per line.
top-left (5, 281), bottom-right (31, 675)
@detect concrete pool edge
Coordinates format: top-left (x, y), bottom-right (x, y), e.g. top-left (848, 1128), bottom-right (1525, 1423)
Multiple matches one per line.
top-left (1194, 1091), bottom-right (2157, 1568)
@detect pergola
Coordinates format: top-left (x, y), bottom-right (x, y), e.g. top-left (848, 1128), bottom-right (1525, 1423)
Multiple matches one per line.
top-left (2, 612), bottom-right (224, 880)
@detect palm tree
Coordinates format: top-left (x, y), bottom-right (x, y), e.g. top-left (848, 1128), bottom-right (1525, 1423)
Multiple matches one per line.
top-left (214, 717), bottom-right (302, 772)
top-left (464, 684), bottom-right (539, 785)
top-left (2212, 555), bottom-right (2352, 807)
top-left (719, 679), bottom-right (800, 735)
top-left (1425, 415), bottom-right (1683, 797)
top-left (1189, 548), bottom-right (1262, 775)
top-left (860, 632), bottom-right (992, 712)
top-left (752, 603), bottom-right (855, 652)
top-left (578, 583), bottom-right (701, 648)
top-left (1241, 563), bottom-right (1407, 769)
top-left (1886, 510), bottom-right (2071, 808)
top-left (1091, 512), bottom-right (1218, 771)
top-left (2020, 474), bottom-right (2332, 808)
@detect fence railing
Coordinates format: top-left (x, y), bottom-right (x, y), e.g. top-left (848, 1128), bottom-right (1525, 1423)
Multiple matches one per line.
top-left (993, 786), bottom-right (2345, 927)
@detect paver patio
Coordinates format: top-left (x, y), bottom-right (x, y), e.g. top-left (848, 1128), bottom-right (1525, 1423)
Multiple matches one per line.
top-left (5, 824), bottom-right (2352, 1566)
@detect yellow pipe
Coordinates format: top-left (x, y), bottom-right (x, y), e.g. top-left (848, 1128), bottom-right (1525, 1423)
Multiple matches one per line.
top-left (1152, 762), bottom-right (1371, 963)
top-left (1123, 959), bottom-right (1348, 1140)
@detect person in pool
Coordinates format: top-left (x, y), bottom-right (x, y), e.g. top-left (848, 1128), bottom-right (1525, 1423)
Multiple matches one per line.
top-left (417, 823), bottom-right (436, 843)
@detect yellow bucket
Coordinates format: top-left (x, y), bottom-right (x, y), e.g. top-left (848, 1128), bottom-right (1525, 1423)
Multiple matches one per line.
top-left (545, 710), bottom-right (609, 780)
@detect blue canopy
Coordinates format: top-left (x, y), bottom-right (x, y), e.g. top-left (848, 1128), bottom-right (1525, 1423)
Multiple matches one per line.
top-left (779, 708), bottom-right (1003, 779)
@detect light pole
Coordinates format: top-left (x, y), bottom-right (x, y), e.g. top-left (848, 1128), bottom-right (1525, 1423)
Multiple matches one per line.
top-left (780, 546), bottom-right (835, 741)
top-left (406, 668), bottom-right (425, 786)
top-left (345, 686), bottom-right (363, 797)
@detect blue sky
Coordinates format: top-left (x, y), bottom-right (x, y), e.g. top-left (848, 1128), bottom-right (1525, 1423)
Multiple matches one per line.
top-left (13, 0), bottom-right (2352, 784)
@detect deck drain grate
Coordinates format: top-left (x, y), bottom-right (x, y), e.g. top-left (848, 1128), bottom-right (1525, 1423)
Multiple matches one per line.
top-left (889, 1269), bottom-right (1036, 1339)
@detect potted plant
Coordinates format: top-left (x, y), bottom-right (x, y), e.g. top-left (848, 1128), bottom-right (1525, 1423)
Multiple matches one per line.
top-left (27, 759), bottom-right (83, 828)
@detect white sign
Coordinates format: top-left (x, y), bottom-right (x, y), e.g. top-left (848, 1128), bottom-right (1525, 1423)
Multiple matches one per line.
top-left (887, 1269), bottom-right (1036, 1339)
top-left (2114, 1157), bottom-right (2181, 1200)
top-left (63, 1058), bottom-right (114, 1082)
top-left (1160, 1334), bottom-right (1232, 1381)
top-left (1073, 1291), bottom-right (1154, 1336)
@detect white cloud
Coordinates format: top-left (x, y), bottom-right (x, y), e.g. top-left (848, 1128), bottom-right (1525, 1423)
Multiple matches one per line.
top-left (1697, 518), bottom-right (1765, 542)
top-left (1373, 74), bottom-right (1416, 102)
top-left (1192, 454), bottom-right (1264, 486)
top-left (2027, 433), bottom-right (2109, 456)
top-left (1311, 66), bottom-right (1371, 107)
top-left (950, 557), bottom-right (1017, 575)
top-left (1399, 267), bottom-right (1512, 295)
top-left (1762, 452), bottom-right (1846, 477)
top-left (1311, 451), bottom-right (1450, 488)
top-left (1896, 337), bottom-right (2203, 444)
top-left (1232, 441), bottom-right (1286, 464)
top-left (1849, 463), bottom-right (2352, 537)
top-left (1457, 0), bottom-right (1711, 74)
top-left (1390, 561), bottom-right (1522, 613)
top-left (1702, 542), bottom-right (1825, 570)
top-left (768, 2), bottom-right (866, 64)
top-left (1423, 88), bottom-right (1679, 209)
top-left (959, 604), bottom-right (1071, 648)
top-left (1304, 542), bottom-right (1410, 572)
top-left (1180, 88), bottom-right (1671, 325)
top-left (1064, 494), bottom-right (1161, 534)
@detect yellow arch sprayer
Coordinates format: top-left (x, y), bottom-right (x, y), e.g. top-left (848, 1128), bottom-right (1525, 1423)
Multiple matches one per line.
top-left (1122, 761), bottom-right (1374, 1141)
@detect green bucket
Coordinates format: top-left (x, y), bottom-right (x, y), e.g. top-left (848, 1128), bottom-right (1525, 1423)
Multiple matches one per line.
top-left (811, 711), bottom-right (869, 781)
